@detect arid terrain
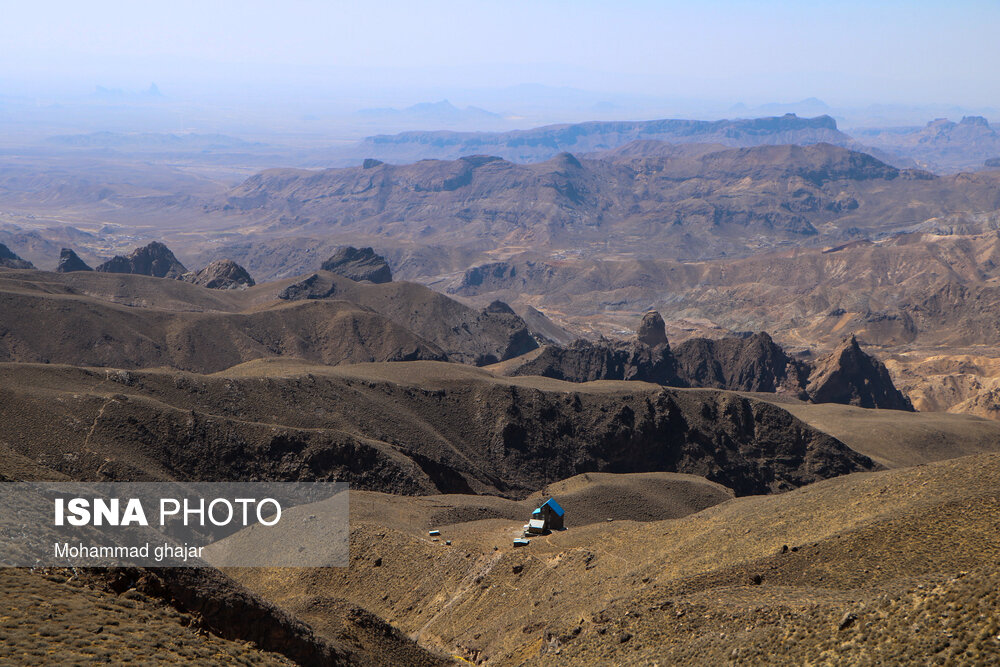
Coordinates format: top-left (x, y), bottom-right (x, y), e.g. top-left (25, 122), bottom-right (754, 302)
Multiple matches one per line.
top-left (2, 110), bottom-right (1000, 664)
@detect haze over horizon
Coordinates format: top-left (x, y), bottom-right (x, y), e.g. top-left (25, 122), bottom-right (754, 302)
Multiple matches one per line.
top-left (2, 0), bottom-right (999, 139)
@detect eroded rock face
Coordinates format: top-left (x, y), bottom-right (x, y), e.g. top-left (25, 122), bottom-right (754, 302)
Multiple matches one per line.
top-left (0, 243), bottom-right (34, 270)
top-left (55, 248), bottom-right (93, 273)
top-left (95, 242), bottom-right (187, 278)
top-left (320, 246), bottom-right (392, 284)
top-left (807, 335), bottom-right (914, 410)
top-left (183, 259), bottom-right (254, 289)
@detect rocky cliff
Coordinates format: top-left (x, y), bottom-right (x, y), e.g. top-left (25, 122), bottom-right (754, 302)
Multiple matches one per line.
top-left (673, 332), bottom-right (809, 397)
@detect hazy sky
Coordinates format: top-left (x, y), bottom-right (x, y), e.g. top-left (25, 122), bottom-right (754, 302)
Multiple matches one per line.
top-left (2, 0), bottom-right (999, 107)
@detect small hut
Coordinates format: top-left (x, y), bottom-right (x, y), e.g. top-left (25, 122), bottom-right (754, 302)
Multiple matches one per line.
top-left (531, 498), bottom-right (565, 532)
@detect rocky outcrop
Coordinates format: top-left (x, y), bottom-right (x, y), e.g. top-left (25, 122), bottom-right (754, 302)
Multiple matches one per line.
top-left (183, 259), bottom-right (255, 289)
top-left (473, 301), bottom-right (538, 364)
top-left (320, 246), bottom-right (392, 283)
top-left (806, 335), bottom-right (914, 410)
top-left (278, 273), bottom-right (338, 301)
top-left (0, 243), bottom-right (34, 270)
top-left (512, 338), bottom-right (680, 384)
top-left (55, 248), bottom-right (93, 273)
top-left (508, 312), bottom-right (911, 410)
top-left (95, 242), bottom-right (187, 278)
top-left (673, 332), bottom-right (809, 397)
top-left (512, 312), bottom-right (678, 384)
top-left (637, 311), bottom-right (669, 347)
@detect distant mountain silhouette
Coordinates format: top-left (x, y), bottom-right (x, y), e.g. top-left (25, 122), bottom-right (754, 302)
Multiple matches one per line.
top-left (352, 113), bottom-right (852, 164)
top-left (854, 116), bottom-right (1000, 172)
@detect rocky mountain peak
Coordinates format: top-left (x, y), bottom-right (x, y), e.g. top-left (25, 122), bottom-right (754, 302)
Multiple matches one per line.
top-left (56, 248), bottom-right (93, 273)
top-left (320, 246), bottom-right (392, 284)
top-left (95, 241), bottom-right (187, 278)
top-left (182, 259), bottom-right (255, 289)
top-left (806, 335), bottom-right (913, 410)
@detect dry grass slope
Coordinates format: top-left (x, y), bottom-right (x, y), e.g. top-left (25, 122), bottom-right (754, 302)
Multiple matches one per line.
top-left (0, 569), bottom-right (294, 665)
top-left (236, 452), bottom-right (1000, 665)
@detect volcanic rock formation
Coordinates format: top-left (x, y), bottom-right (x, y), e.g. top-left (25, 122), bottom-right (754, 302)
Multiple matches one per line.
top-left (0, 243), bottom-right (34, 270)
top-left (55, 248), bottom-right (93, 272)
top-left (321, 246), bottom-right (392, 284)
top-left (183, 259), bottom-right (255, 289)
top-left (95, 241), bottom-right (187, 278)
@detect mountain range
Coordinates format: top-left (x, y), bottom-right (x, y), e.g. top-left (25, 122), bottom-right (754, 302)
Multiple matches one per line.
top-left (853, 116), bottom-right (1000, 172)
top-left (351, 113), bottom-right (862, 164)
top-left (215, 142), bottom-right (1000, 264)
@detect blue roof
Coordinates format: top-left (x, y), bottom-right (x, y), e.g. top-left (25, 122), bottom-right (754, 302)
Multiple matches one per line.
top-left (537, 497), bottom-right (564, 516)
